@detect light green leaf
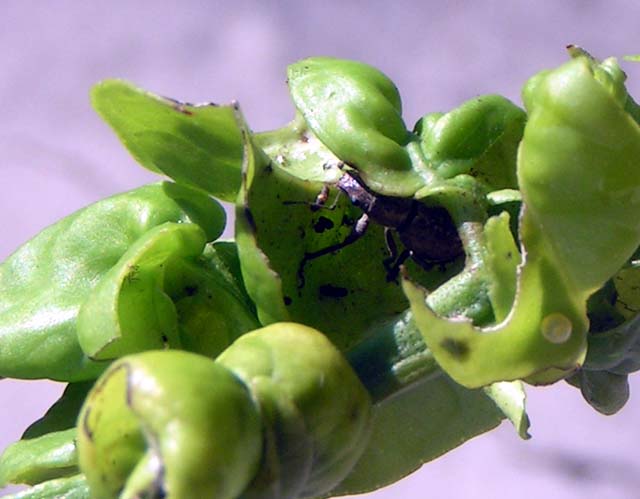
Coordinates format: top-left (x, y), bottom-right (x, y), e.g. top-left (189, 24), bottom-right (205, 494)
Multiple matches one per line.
top-left (92, 80), bottom-right (244, 201)
top-left (287, 57), bottom-right (423, 196)
top-left (0, 429), bottom-right (77, 487)
top-left (77, 351), bottom-right (262, 499)
top-left (417, 94), bottom-right (525, 190)
top-left (483, 381), bottom-right (530, 439)
top-left (0, 182), bottom-right (224, 381)
top-left (3, 474), bottom-right (89, 499)
top-left (77, 222), bottom-right (259, 361)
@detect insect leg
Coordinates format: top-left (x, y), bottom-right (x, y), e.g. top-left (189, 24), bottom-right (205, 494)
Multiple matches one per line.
top-left (382, 228), bottom-right (398, 268)
top-left (382, 228), bottom-right (411, 281)
top-left (384, 248), bottom-right (411, 282)
top-left (282, 184), bottom-right (344, 212)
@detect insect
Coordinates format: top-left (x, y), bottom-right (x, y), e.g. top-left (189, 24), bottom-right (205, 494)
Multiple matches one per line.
top-left (297, 170), bottom-right (463, 286)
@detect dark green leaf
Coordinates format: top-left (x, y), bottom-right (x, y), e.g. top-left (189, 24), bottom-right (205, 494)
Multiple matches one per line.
top-left (237, 116), bottom-right (439, 352)
top-left (329, 374), bottom-right (503, 496)
top-left (567, 369), bottom-right (630, 415)
top-left (23, 382), bottom-right (93, 439)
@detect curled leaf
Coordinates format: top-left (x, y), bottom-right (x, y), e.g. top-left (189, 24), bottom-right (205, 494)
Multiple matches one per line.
top-left (417, 94), bottom-right (526, 190)
top-left (519, 54), bottom-right (640, 294)
top-left (77, 222), bottom-right (205, 358)
top-left (217, 323), bottom-right (372, 499)
top-left (483, 381), bottom-right (530, 439)
top-left (0, 182), bottom-right (224, 381)
top-left (77, 222), bottom-right (259, 361)
top-left (406, 52), bottom-right (640, 388)
top-left (288, 57), bottom-right (423, 196)
top-left (76, 324), bottom-right (371, 499)
top-left (77, 351), bottom-right (262, 499)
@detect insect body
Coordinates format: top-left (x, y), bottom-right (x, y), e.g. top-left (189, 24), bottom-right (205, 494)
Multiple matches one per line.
top-left (298, 170), bottom-right (463, 286)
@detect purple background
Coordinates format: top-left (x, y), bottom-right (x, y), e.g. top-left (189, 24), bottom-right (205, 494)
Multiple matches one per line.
top-left (2, 1), bottom-right (640, 497)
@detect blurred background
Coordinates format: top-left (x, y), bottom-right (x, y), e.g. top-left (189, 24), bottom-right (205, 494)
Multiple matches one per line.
top-left (2, 1), bottom-right (640, 497)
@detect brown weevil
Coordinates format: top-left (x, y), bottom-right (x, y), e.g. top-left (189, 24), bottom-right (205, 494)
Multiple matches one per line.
top-left (297, 170), bottom-right (463, 286)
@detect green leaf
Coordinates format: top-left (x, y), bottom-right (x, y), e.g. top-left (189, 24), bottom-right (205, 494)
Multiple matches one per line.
top-left (77, 222), bottom-right (204, 358)
top-left (567, 271), bottom-right (640, 415)
top-left (3, 474), bottom-right (89, 499)
top-left (237, 111), bottom-right (432, 352)
top-left (583, 312), bottom-right (640, 374)
top-left (404, 248), bottom-right (588, 387)
top-left (92, 80), bottom-right (244, 202)
top-left (23, 382), bottom-right (94, 439)
top-left (254, 114), bottom-right (345, 185)
top-left (329, 373), bottom-right (503, 496)
top-left (404, 53), bottom-right (640, 388)
top-left (613, 266), bottom-right (640, 321)
top-left (0, 182), bottom-right (224, 381)
top-left (483, 381), bottom-right (530, 439)
top-left (520, 55), bottom-right (640, 295)
top-left (0, 429), bottom-right (77, 487)
top-left (416, 94), bottom-right (526, 190)
top-left (234, 122), bottom-right (291, 327)
top-left (208, 241), bottom-right (256, 311)
top-left (77, 222), bottom-right (259, 360)
top-left (331, 312), bottom-right (528, 496)
top-left (484, 212), bottom-right (519, 322)
top-left (217, 323), bottom-right (372, 499)
top-left (176, 243), bottom-right (261, 358)
top-left (566, 369), bottom-right (629, 415)
top-left (77, 351), bottom-right (263, 499)
top-left (287, 57), bottom-right (423, 196)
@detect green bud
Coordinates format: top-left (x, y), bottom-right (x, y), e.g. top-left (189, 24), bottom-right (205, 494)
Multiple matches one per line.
top-left (217, 322), bottom-right (372, 499)
top-left (417, 94), bottom-right (526, 190)
top-left (77, 351), bottom-right (262, 499)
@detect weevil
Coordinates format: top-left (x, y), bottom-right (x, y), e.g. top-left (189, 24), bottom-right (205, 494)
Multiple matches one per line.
top-left (297, 170), bottom-right (463, 286)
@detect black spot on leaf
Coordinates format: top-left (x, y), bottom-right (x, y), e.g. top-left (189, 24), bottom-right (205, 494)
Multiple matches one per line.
top-left (440, 338), bottom-right (470, 360)
top-left (318, 284), bottom-right (349, 298)
top-left (313, 216), bottom-right (335, 233)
